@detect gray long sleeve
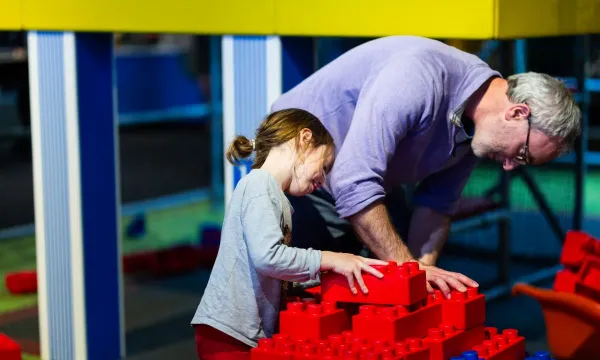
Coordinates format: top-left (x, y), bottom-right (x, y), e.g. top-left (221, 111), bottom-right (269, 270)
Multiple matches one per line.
top-left (191, 169), bottom-right (321, 347)
top-left (243, 194), bottom-right (321, 282)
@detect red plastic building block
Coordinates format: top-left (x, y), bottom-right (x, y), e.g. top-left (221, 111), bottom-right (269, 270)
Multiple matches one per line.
top-left (0, 333), bottom-right (21, 360)
top-left (279, 301), bottom-right (350, 341)
top-left (433, 288), bottom-right (485, 330)
top-left (577, 255), bottom-right (600, 289)
top-left (471, 328), bottom-right (526, 360)
top-left (421, 324), bottom-right (485, 360)
top-left (560, 231), bottom-right (600, 269)
top-left (352, 294), bottom-right (442, 342)
top-left (250, 331), bottom-right (430, 360)
top-left (122, 252), bottom-right (159, 274)
top-left (5, 271), bottom-right (37, 295)
top-left (574, 255), bottom-right (600, 302)
top-left (321, 261), bottom-right (427, 306)
top-left (553, 269), bottom-right (577, 293)
top-left (251, 338), bottom-right (294, 360)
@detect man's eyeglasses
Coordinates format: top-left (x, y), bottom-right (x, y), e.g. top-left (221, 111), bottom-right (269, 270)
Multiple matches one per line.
top-left (513, 119), bottom-right (531, 165)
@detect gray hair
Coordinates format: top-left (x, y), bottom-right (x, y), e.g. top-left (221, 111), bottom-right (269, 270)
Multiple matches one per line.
top-left (506, 72), bottom-right (581, 153)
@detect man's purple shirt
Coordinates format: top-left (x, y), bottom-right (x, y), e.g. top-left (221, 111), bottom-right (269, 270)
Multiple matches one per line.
top-left (272, 36), bottom-right (501, 218)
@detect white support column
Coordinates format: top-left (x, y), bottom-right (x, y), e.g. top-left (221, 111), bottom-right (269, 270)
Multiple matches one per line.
top-left (222, 35), bottom-right (282, 203)
top-left (28, 31), bottom-right (124, 360)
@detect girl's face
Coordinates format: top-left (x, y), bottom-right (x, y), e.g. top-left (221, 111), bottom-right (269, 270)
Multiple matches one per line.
top-left (288, 144), bottom-right (334, 197)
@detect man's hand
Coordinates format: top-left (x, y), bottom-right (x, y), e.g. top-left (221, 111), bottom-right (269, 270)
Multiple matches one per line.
top-left (418, 262), bottom-right (479, 298)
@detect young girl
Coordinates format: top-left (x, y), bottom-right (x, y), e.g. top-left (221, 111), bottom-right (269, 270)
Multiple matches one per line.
top-left (191, 108), bottom-right (387, 359)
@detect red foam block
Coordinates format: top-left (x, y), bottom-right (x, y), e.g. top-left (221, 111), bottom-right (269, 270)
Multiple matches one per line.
top-left (5, 271), bottom-right (37, 295)
top-left (422, 325), bottom-right (486, 360)
top-left (321, 261), bottom-right (427, 306)
top-left (434, 288), bottom-right (486, 330)
top-left (279, 301), bottom-right (350, 341)
top-left (352, 294), bottom-right (442, 342)
top-left (560, 231), bottom-right (600, 269)
top-left (553, 269), bottom-right (578, 293)
top-left (0, 333), bottom-right (21, 360)
top-left (472, 328), bottom-right (526, 360)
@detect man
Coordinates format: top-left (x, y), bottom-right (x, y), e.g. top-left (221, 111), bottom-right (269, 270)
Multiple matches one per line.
top-left (271, 36), bottom-right (581, 298)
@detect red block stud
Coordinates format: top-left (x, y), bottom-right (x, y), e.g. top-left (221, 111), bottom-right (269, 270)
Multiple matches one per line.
top-left (436, 287), bottom-right (485, 330)
top-left (473, 328), bottom-right (526, 360)
top-left (5, 271), bottom-right (37, 295)
top-left (250, 337), bottom-right (294, 360)
top-left (395, 338), bottom-right (430, 360)
top-left (560, 231), bottom-right (600, 269)
top-left (0, 333), bottom-right (21, 360)
top-left (321, 261), bottom-right (427, 306)
top-left (352, 296), bottom-right (442, 342)
top-left (421, 324), bottom-right (486, 360)
top-left (279, 301), bottom-right (350, 341)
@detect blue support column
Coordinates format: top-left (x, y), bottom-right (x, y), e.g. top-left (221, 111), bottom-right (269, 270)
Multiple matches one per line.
top-left (222, 36), bottom-right (282, 202)
top-left (28, 32), bottom-right (124, 360)
top-left (317, 37), bottom-right (346, 68)
top-left (281, 37), bottom-right (315, 92)
top-left (514, 39), bottom-right (527, 74)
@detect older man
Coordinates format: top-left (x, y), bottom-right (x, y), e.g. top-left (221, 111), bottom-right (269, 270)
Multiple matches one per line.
top-left (271, 36), bottom-right (581, 297)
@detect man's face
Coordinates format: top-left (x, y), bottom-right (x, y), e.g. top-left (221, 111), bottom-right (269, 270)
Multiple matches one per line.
top-left (471, 109), bottom-right (563, 170)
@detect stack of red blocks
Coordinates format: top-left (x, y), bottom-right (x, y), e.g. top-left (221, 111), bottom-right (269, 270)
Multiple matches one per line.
top-left (251, 261), bottom-right (527, 360)
top-left (554, 230), bottom-right (600, 302)
top-left (0, 333), bottom-right (21, 360)
top-left (122, 244), bottom-right (219, 277)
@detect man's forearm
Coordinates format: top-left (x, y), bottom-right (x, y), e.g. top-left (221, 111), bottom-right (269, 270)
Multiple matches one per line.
top-left (407, 206), bottom-right (451, 265)
top-left (349, 200), bottom-right (415, 263)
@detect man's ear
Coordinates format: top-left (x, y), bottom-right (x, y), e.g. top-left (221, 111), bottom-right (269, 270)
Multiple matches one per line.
top-left (505, 103), bottom-right (531, 121)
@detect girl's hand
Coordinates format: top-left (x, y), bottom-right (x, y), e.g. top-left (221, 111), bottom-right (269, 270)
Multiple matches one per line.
top-left (320, 251), bottom-right (388, 294)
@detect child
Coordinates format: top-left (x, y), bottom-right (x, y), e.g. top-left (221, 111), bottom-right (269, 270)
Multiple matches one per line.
top-left (191, 108), bottom-right (387, 359)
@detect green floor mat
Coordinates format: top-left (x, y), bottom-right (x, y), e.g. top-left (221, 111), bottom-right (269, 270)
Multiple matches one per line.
top-left (22, 353), bottom-right (40, 360)
top-left (0, 199), bottom-right (224, 315)
top-left (0, 236), bottom-right (38, 313)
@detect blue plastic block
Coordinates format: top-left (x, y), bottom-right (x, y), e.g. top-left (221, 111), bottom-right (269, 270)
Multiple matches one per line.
top-left (460, 351), bottom-right (479, 360)
top-left (126, 214), bottom-right (146, 239)
top-left (533, 351), bottom-right (552, 359)
top-left (450, 357), bottom-right (466, 360)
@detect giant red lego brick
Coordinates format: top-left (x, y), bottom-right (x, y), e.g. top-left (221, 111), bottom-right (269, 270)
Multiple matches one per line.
top-left (352, 294), bottom-right (442, 342)
top-left (395, 338), bottom-right (430, 360)
top-left (251, 338), bottom-right (294, 360)
top-left (575, 255), bottom-right (600, 302)
top-left (577, 255), bottom-right (600, 290)
top-left (148, 245), bottom-right (212, 276)
top-left (560, 231), bottom-right (600, 269)
top-left (321, 261), bottom-right (427, 306)
top-left (251, 331), bottom-right (430, 360)
top-left (471, 328), bottom-right (526, 360)
top-left (421, 324), bottom-right (485, 360)
top-left (553, 269), bottom-right (577, 293)
top-left (434, 288), bottom-right (485, 330)
top-left (122, 252), bottom-right (159, 274)
top-left (279, 300), bottom-right (350, 341)
top-left (5, 271), bottom-right (37, 295)
top-left (0, 333), bottom-right (21, 360)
